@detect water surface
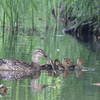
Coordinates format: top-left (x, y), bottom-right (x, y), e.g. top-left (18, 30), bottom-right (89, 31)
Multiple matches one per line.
top-left (0, 28), bottom-right (100, 100)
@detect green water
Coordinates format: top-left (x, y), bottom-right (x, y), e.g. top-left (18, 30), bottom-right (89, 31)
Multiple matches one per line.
top-left (0, 0), bottom-right (100, 100)
top-left (0, 27), bottom-right (100, 100)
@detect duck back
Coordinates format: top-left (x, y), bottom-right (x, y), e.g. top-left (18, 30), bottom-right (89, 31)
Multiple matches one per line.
top-left (0, 59), bottom-right (33, 71)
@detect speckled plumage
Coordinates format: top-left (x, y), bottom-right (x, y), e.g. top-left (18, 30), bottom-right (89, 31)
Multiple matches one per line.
top-left (0, 59), bottom-right (33, 71)
top-left (0, 49), bottom-right (48, 71)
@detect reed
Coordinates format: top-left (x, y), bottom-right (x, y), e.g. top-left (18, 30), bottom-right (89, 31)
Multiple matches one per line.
top-left (62, 0), bottom-right (100, 28)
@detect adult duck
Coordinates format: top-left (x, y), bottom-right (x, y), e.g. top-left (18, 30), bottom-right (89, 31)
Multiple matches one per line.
top-left (0, 49), bottom-right (49, 71)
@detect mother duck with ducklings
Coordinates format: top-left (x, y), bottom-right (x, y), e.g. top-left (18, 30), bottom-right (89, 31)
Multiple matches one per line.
top-left (0, 49), bottom-right (50, 71)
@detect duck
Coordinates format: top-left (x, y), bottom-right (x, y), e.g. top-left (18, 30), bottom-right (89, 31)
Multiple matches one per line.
top-left (0, 49), bottom-right (49, 71)
top-left (40, 59), bottom-right (54, 70)
top-left (40, 64), bottom-right (53, 70)
top-left (62, 58), bottom-right (73, 69)
top-left (54, 59), bottom-right (64, 70)
top-left (41, 59), bottom-right (63, 70)
top-left (69, 58), bottom-right (85, 70)
top-left (54, 59), bottom-right (62, 67)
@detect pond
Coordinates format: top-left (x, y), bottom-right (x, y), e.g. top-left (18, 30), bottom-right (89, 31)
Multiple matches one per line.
top-left (0, 27), bottom-right (100, 100)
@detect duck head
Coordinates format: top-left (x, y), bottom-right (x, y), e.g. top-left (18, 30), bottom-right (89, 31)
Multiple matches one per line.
top-left (32, 49), bottom-right (49, 63)
top-left (54, 59), bottom-right (62, 66)
top-left (77, 58), bottom-right (85, 65)
top-left (62, 58), bottom-right (73, 65)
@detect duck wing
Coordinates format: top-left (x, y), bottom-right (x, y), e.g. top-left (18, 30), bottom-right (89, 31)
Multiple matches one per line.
top-left (0, 59), bottom-right (32, 71)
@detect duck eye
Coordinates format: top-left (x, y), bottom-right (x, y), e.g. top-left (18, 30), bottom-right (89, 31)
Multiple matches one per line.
top-left (38, 50), bottom-right (41, 52)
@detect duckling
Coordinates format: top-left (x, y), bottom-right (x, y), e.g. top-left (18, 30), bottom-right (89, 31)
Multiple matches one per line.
top-left (69, 58), bottom-right (85, 70)
top-left (54, 59), bottom-right (62, 66)
top-left (48, 59), bottom-right (56, 70)
top-left (62, 58), bottom-right (73, 69)
top-left (41, 59), bottom-right (63, 70)
top-left (54, 59), bottom-right (64, 70)
top-left (41, 64), bottom-right (53, 70)
top-left (75, 58), bottom-right (85, 69)
top-left (47, 59), bottom-right (52, 64)
top-left (0, 49), bottom-right (49, 71)
top-left (41, 59), bottom-right (55, 70)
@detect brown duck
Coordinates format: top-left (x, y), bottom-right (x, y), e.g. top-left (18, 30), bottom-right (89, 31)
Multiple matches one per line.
top-left (62, 58), bottom-right (73, 69)
top-left (40, 59), bottom-right (53, 70)
top-left (0, 49), bottom-right (49, 71)
top-left (41, 59), bottom-right (63, 70)
top-left (69, 58), bottom-right (85, 70)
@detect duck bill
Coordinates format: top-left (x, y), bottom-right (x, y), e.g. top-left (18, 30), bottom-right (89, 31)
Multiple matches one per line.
top-left (83, 62), bottom-right (85, 64)
top-left (43, 54), bottom-right (50, 59)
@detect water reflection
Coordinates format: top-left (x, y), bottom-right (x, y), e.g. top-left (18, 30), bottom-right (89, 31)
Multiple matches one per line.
top-left (42, 69), bottom-right (83, 78)
top-left (75, 70), bottom-right (83, 77)
top-left (0, 67), bottom-right (84, 95)
top-left (0, 70), bottom-right (41, 81)
top-left (62, 70), bottom-right (70, 78)
top-left (1, 27), bottom-right (100, 100)
top-left (0, 60), bottom-right (98, 99)
top-left (0, 84), bottom-right (8, 97)
top-left (30, 79), bottom-right (48, 92)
